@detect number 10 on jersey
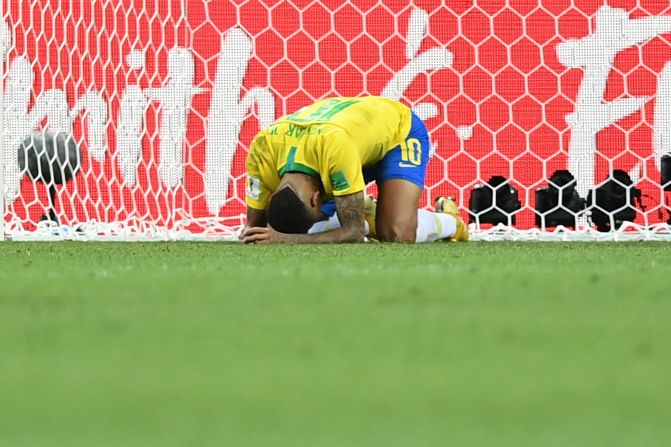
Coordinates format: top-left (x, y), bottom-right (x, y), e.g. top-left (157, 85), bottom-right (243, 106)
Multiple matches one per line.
top-left (401, 138), bottom-right (422, 166)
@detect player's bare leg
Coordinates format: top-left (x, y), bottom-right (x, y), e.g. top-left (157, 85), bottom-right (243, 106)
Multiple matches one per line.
top-left (309, 191), bottom-right (468, 243)
top-left (376, 179), bottom-right (421, 242)
top-left (375, 179), bottom-right (467, 242)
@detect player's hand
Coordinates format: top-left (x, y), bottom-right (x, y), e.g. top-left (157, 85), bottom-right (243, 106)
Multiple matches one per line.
top-left (237, 225), bottom-right (250, 241)
top-left (240, 226), bottom-right (282, 244)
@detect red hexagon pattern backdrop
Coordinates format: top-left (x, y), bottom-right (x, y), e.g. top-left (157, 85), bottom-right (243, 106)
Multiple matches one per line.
top-left (3, 0), bottom-right (671, 236)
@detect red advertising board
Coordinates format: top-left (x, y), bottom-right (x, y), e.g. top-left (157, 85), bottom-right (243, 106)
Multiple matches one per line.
top-left (3, 0), bottom-right (671, 233)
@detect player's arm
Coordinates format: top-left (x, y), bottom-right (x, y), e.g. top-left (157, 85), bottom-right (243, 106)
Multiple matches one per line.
top-left (241, 136), bottom-right (274, 238)
top-left (246, 207), bottom-right (267, 227)
top-left (241, 191), bottom-right (366, 244)
top-left (239, 206), bottom-right (268, 240)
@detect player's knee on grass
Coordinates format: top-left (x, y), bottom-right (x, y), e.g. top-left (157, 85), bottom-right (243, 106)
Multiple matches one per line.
top-left (376, 216), bottom-right (417, 243)
top-left (375, 179), bottom-right (421, 243)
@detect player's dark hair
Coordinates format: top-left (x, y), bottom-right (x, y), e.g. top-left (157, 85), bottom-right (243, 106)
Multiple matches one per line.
top-left (267, 186), bottom-right (313, 234)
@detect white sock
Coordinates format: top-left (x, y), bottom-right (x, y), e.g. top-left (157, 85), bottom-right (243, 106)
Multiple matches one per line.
top-left (415, 209), bottom-right (456, 243)
top-left (308, 209), bottom-right (452, 242)
top-left (308, 214), bottom-right (370, 235)
top-left (308, 214), bottom-right (340, 234)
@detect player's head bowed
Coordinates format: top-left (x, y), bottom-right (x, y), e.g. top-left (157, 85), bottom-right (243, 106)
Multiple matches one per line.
top-left (267, 173), bottom-right (324, 234)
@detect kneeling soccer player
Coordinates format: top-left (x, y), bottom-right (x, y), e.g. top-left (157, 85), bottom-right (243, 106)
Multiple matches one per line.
top-left (240, 96), bottom-right (469, 244)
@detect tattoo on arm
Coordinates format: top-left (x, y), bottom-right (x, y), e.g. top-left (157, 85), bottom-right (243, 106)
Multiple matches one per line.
top-left (335, 193), bottom-right (365, 240)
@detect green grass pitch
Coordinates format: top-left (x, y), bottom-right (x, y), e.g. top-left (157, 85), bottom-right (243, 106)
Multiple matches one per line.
top-left (1, 242), bottom-right (670, 446)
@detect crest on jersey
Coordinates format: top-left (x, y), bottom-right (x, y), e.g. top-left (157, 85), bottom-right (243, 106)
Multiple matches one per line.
top-left (246, 175), bottom-right (261, 200)
top-left (330, 171), bottom-right (350, 192)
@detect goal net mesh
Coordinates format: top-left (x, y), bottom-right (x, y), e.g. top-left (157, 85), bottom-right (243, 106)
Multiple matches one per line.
top-left (2, 0), bottom-right (671, 240)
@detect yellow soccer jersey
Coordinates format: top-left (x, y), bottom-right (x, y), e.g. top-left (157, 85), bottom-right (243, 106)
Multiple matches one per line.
top-left (245, 96), bottom-right (412, 210)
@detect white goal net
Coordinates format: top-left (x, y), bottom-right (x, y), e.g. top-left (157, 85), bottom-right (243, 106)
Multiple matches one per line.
top-left (2, 1), bottom-right (671, 240)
